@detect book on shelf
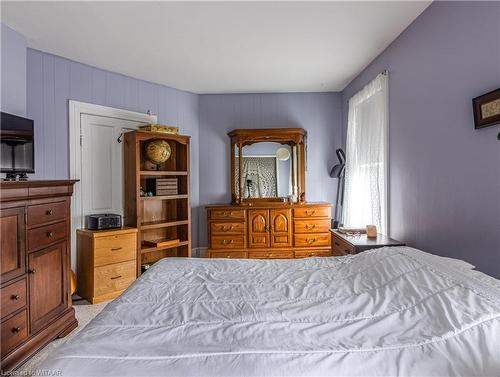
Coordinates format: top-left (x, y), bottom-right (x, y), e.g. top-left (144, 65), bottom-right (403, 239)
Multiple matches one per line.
top-left (143, 238), bottom-right (181, 248)
top-left (146, 177), bottom-right (178, 196)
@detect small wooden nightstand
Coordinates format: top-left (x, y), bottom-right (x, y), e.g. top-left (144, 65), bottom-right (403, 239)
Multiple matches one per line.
top-left (330, 230), bottom-right (405, 256)
top-left (77, 227), bottom-right (138, 304)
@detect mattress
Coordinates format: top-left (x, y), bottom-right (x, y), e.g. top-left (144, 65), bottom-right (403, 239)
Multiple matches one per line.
top-left (41, 247), bottom-right (500, 376)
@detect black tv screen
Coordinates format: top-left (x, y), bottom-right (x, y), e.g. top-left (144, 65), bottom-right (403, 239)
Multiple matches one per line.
top-left (1, 112), bottom-right (35, 174)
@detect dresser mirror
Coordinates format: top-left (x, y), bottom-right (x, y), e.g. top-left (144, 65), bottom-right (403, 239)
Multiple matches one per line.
top-left (229, 128), bottom-right (307, 204)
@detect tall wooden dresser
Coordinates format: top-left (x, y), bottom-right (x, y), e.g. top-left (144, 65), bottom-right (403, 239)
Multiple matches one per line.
top-left (0, 180), bottom-right (77, 370)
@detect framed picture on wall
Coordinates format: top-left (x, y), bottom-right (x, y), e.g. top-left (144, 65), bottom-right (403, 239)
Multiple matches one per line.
top-left (473, 88), bottom-right (500, 129)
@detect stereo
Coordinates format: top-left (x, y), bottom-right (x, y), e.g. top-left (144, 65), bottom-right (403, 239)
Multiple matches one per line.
top-left (87, 214), bottom-right (122, 230)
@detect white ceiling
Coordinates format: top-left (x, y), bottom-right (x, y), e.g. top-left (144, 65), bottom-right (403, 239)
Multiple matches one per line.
top-left (1, 1), bottom-right (431, 94)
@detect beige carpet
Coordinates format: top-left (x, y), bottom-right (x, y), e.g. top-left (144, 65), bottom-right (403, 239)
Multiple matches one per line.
top-left (15, 299), bottom-right (109, 373)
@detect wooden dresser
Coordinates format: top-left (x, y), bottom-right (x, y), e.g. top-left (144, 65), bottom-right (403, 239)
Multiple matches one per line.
top-left (0, 180), bottom-right (77, 371)
top-left (207, 203), bottom-right (332, 259)
top-left (77, 227), bottom-right (138, 304)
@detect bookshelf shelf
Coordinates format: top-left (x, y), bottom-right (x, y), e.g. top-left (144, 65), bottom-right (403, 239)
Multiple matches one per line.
top-left (140, 220), bottom-right (189, 230)
top-left (140, 241), bottom-right (190, 254)
top-left (124, 130), bottom-right (192, 276)
top-left (140, 171), bottom-right (188, 176)
top-left (140, 194), bottom-right (188, 201)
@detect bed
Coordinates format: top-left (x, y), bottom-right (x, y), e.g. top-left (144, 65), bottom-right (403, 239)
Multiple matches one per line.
top-left (41, 246), bottom-right (500, 376)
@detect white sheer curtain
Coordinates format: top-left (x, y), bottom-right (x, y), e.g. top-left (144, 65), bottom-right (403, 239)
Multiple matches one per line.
top-left (343, 73), bottom-right (389, 234)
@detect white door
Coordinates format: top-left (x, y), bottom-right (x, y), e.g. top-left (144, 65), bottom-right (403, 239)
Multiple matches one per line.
top-left (80, 114), bottom-right (146, 226)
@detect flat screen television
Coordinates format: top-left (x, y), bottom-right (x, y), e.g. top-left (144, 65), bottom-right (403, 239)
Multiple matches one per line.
top-left (1, 112), bottom-right (35, 179)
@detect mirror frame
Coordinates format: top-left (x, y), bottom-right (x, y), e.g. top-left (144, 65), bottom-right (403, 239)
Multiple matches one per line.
top-left (228, 128), bottom-right (307, 205)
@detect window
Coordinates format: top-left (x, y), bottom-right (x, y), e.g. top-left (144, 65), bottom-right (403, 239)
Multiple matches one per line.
top-left (343, 73), bottom-right (389, 234)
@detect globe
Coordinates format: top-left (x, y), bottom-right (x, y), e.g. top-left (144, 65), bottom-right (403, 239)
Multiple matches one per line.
top-left (144, 139), bottom-right (171, 164)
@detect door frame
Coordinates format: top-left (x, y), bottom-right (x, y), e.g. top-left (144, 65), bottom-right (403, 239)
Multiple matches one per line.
top-left (68, 100), bottom-right (157, 256)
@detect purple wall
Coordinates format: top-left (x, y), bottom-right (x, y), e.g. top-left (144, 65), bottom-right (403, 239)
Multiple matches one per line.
top-left (1, 24), bottom-right (26, 116)
top-left (26, 49), bottom-right (200, 247)
top-left (341, 1), bottom-right (500, 278)
top-left (198, 93), bottom-right (342, 247)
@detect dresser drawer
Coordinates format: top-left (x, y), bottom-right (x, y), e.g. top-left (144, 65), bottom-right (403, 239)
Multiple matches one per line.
top-left (295, 250), bottom-right (332, 258)
top-left (294, 206), bottom-right (331, 219)
top-left (294, 219), bottom-right (331, 234)
top-left (27, 220), bottom-right (67, 251)
top-left (94, 233), bottom-right (137, 267)
top-left (332, 235), bottom-right (355, 256)
top-left (1, 309), bottom-right (28, 356)
top-left (294, 233), bottom-right (331, 247)
top-left (211, 235), bottom-right (245, 249)
top-left (94, 260), bottom-right (136, 297)
top-left (209, 209), bottom-right (245, 220)
top-left (28, 201), bottom-right (67, 227)
top-left (1, 279), bottom-right (27, 319)
top-left (248, 251), bottom-right (294, 259)
top-left (211, 222), bottom-right (245, 235)
top-left (210, 251), bottom-right (247, 259)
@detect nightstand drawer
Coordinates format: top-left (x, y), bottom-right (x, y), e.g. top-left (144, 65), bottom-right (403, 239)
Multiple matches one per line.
top-left (210, 251), bottom-right (247, 259)
top-left (294, 233), bottom-right (330, 247)
top-left (1, 279), bottom-right (27, 320)
top-left (94, 260), bottom-right (136, 297)
top-left (332, 235), bottom-right (355, 256)
top-left (94, 233), bottom-right (137, 267)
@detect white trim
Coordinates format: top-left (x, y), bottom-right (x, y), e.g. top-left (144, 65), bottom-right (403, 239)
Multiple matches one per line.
top-left (383, 72), bottom-right (390, 236)
top-left (68, 100), bottom-right (157, 257)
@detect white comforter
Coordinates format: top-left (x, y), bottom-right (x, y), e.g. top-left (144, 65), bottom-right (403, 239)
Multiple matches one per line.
top-left (42, 247), bottom-right (500, 376)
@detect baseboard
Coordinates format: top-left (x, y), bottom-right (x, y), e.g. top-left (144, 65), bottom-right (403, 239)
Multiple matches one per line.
top-left (192, 247), bottom-right (208, 258)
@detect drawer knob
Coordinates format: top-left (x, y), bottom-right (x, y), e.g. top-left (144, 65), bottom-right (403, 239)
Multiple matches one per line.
top-left (305, 210), bottom-right (316, 216)
top-left (221, 239), bottom-right (234, 245)
top-left (306, 224), bottom-right (316, 230)
top-left (11, 327), bottom-right (21, 333)
top-left (46, 209), bottom-right (53, 215)
top-left (222, 225), bottom-right (234, 231)
top-left (28, 269), bottom-right (36, 274)
top-left (110, 275), bottom-right (122, 280)
top-left (307, 238), bottom-right (317, 244)
top-left (11, 294), bottom-right (20, 300)
top-left (111, 247), bottom-right (123, 251)
top-left (226, 255), bottom-right (231, 258)
top-left (267, 254), bottom-right (273, 258)
top-left (47, 231), bottom-right (54, 238)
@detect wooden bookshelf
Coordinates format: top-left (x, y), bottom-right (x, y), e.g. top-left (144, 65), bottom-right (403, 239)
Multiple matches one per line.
top-left (124, 130), bottom-right (191, 276)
